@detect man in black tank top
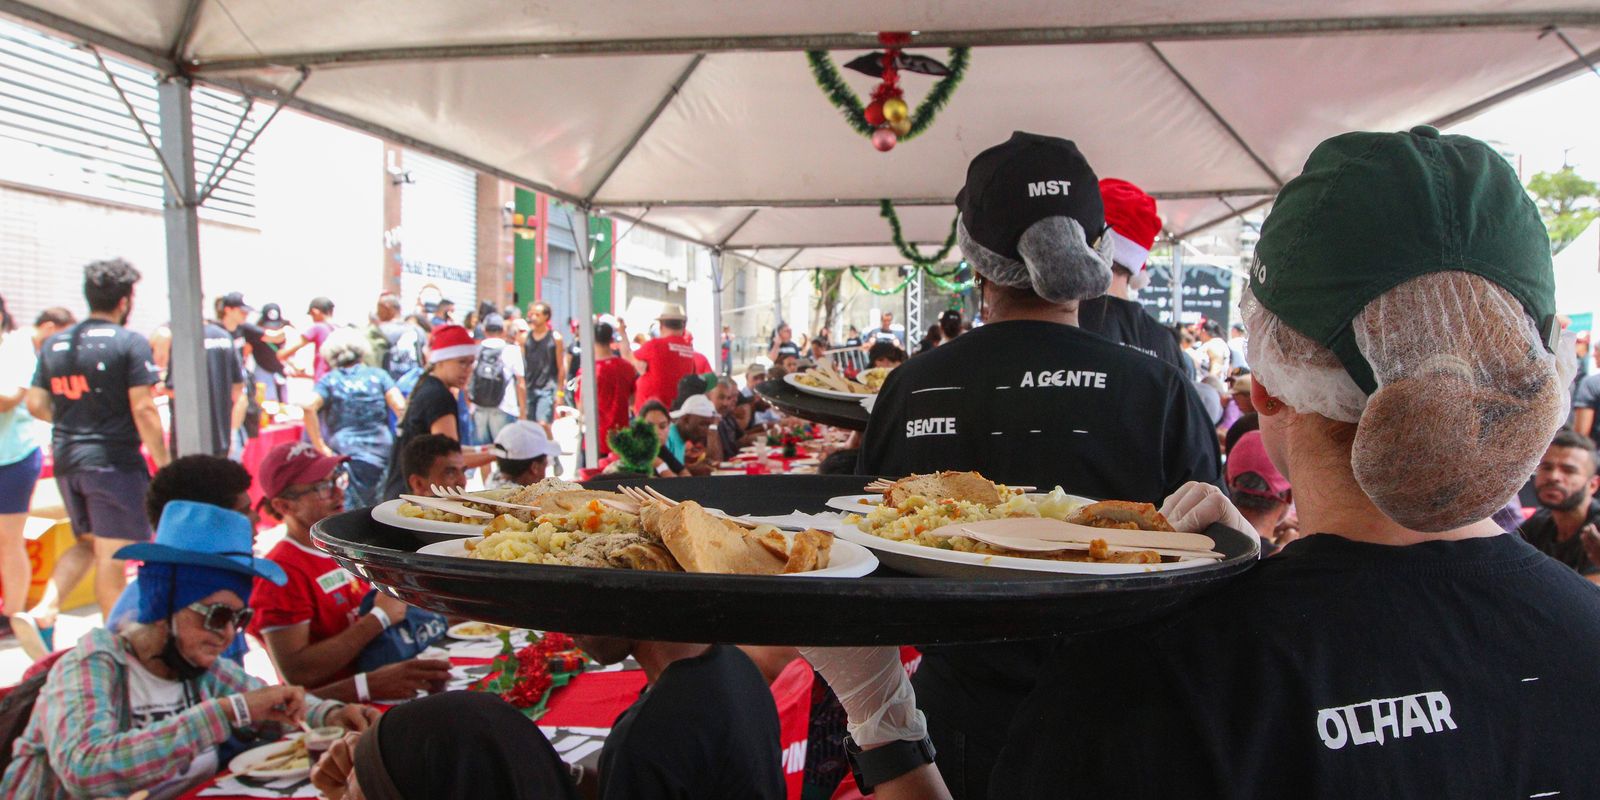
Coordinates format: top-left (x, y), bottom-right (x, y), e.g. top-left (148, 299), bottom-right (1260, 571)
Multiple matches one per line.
top-left (521, 302), bottom-right (565, 423)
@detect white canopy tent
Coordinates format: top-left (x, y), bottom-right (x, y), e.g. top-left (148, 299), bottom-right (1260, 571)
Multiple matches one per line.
top-left (5, 0), bottom-right (1599, 457)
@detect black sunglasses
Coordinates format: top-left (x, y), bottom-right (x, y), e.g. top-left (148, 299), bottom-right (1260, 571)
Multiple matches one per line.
top-left (187, 601), bottom-right (253, 633)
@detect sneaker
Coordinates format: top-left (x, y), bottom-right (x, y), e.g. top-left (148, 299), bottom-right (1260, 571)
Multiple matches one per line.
top-left (11, 613), bottom-right (50, 662)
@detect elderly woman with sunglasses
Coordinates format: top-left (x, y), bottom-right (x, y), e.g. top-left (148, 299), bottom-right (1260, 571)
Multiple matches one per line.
top-left (0, 502), bottom-right (379, 800)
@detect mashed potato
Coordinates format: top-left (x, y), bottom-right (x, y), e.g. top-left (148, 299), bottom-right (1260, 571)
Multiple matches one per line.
top-left (469, 500), bottom-right (645, 565)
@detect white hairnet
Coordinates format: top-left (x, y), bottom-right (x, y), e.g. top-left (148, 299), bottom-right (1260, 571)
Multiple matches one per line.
top-left (959, 216), bottom-right (1115, 304)
top-left (1244, 271), bottom-right (1574, 531)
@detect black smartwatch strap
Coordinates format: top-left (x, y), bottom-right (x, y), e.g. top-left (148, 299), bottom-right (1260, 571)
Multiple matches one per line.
top-left (845, 735), bottom-right (936, 794)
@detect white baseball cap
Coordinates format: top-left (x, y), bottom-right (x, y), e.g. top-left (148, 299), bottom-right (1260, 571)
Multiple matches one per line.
top-left (492, 421), bottom-right (565, 460)
top-left (670, 394), bottom-right (718, 419)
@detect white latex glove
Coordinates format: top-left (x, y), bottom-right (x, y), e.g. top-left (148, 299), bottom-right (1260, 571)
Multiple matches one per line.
top-left (1160, 481), bottom-right (1258, 544)
top-left (801, 646), bottom-right (927, 747)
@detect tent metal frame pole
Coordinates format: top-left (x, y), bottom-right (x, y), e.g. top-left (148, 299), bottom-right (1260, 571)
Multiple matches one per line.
top-left (158, 76), bottom-right (213, 457)
top-left (186, 11), bottom-right (1600, 71)
top-left (197, 67), bottom-right (308, 204)
top-left (1146, 43), bottom-right (1283, 188)
top-left (730, 239), bottom-right (949, 250)
top-left (89, 47), bottom-right (182, 198)
top-left (0, 0), bottom-right (176, 74)
top-left (715, 209), bottom-right (761, 249)
top-left (563, 206), bottom-right (601, 468)
top-left (1427, 42), bottom-right (1600, 128)
top-left (593, 188), bottom-right (1276, 208)
top-left (167, 0), bottom-right (205, 63)
top-left (583, 54), bottom-right (704, 204)
top-left (710, 250), bottom-right (725, 374)
top-left (1175, 197), bottom-right (1275, 239)
top-left (1169, 237), bottom-right (1184, 325)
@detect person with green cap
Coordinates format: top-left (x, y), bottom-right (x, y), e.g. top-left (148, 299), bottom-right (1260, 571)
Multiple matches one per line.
top-left (0, 500), bottom-right (379, 799)
top-left (808, 126), bottom-right (1599, 798)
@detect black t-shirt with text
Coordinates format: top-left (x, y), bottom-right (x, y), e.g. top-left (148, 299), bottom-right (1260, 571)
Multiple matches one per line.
top-left (381, 373), bottom-right (459, 500)
top-left (773, 340), bottom-right (801, 361)
top-left (1076, 294), bottom-right (1193, 378)
top-left (167, 321), bottom-right (246, 456)
top-left (867, 328), bottom-right (903, 347)
top-left (1517, 498), bottom-right (1600, 575)
top-left (234, 321), bottom-right (283, 374)
top-left (599, 645), bottom-right (783, 800)
top-left (857, 318), bottom-right (1221, 782)
top-left (992, 533), bottom-right (1600, 798)
top-left (32, 320), bottom-right (162, 473)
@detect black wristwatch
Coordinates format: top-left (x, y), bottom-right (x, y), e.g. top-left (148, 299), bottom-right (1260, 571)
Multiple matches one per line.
top-left (844, 735), bottom-right (936, 793)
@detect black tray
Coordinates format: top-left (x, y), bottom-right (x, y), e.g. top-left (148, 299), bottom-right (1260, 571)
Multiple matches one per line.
top-left (754, 379), bottom-right (871, 430)
top-left (313, 475), bottom-right (1258, 645)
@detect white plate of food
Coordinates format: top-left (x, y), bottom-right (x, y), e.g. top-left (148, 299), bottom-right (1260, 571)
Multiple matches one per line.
top-left (834, 472), bottom-right (1218, 577)
top-left (417, 527), bottom-right (878, 578)
top-left (370, 498), bottom-right (488, 536)
top-left (783, 370), bottom-right (875, 401)
top-left (446, 620), bottom-right (518, 640)
top-left (228, 734), bottom-right (312, 780)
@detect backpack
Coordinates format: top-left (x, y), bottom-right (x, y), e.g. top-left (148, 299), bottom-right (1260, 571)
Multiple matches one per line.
top-left (469, 345), bottom-right (510, 408)
top-left (383, 324), bottom-right (421, 381)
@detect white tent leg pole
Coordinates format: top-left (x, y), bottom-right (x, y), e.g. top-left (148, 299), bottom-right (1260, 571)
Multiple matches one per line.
top-left (773, 264), bottom-right (783, 327)
top-left (159, 77), bottom-right (212, 457)
top-left (1170, 239), bottom-right (1185, 324)
top-left (711, 251), bottom-right (725, 374)
top-left (566, 208), bottom-right (601, 468)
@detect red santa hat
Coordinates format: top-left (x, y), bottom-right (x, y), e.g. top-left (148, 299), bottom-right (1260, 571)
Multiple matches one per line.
top-left (429, 324), bottom-right (478, 362)
top-left (1099, 178), bottom-right (1162, 289)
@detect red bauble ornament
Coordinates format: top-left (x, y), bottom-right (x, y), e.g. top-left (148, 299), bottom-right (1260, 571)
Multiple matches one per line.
top-left (872, 128), bottom-right (898, 152)
top-left (864, 99), bottom-right (886, 126)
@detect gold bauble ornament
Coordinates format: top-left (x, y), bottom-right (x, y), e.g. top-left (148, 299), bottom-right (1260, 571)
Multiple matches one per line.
top-left (882, 97), bottom-right (909, 124)
top-left (889, 117), bottom-right (911, 137)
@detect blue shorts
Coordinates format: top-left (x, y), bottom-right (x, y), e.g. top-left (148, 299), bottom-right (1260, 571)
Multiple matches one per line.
top-left (58, 468), bottom-right (153, 541)
top-left (0, 448), bottom-right (42, 514)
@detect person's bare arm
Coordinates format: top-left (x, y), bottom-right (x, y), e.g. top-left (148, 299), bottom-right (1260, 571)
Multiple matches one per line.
top-left (554, 333), bottom-right (568, 400)
top-left (614, 322), bottom-right (646, 376)
top-left (262, 617), bottom-right (387, 690)
top-left (0, 384), bottom-right (25, 413)
top-left (1576, 407), bottom-right (1595, 439)
top-left (514, 380), bottom-right (527, 420)
top-left (429, 413), bottom-right (459, 440)
top-left (385, 387), bottom-right (407, 417)
top-left (303, 396), bottom-right (332, 456)
top-left (24, 387), bottom-right (50, 421)
top-left (129, 385), bottom-right (170, 467)
top-left (230, 382), bottom-right (247, 432)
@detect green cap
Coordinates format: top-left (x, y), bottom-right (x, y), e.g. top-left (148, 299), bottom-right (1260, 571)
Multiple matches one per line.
top-left (1251, 125), bottom-right (1557, 393)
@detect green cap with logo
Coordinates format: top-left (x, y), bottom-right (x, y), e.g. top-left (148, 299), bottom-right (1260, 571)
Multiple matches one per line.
top-left (1251, 125), bottom-right (1556, 393)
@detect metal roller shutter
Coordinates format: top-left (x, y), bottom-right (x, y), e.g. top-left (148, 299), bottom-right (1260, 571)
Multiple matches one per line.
top-left (399, 150), bottom-right (477, 314)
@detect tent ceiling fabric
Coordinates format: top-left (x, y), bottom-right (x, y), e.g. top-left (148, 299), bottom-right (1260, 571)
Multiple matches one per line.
top-left (11, 1), bottom-right (1600, 260)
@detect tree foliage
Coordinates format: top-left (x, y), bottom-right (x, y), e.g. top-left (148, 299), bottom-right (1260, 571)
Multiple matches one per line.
top-left (1528, 166), bottom-right (1599, 253)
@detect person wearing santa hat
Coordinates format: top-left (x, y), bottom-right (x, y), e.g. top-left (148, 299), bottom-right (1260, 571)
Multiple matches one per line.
top-left (379, 324), bottom-right (493, 501)
top-left (1077, 178), bottom-right (1195, 378)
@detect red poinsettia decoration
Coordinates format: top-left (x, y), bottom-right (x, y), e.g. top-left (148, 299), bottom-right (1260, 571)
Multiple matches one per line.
top-left (472, 631), bottom-right (585, 713)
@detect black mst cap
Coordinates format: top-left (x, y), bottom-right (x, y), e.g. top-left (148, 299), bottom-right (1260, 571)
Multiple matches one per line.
top-left (956, 131), bottom-right (1105, 260)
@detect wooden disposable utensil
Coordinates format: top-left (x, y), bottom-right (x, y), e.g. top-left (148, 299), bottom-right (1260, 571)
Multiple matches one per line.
top-left (935, 527), bottom-right (1222, 560)
top-left (399, 494), bottom-right (494, 519)
top-left (432, 485), bottom-right (542, 511)
top-left (949, 517), bottom-right (1218, 553)
top-left (618, 486), bottom-right (764, 530)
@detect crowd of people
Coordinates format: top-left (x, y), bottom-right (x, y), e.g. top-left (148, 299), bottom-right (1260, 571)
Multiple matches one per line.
top-left (1, 121), bottom-right (1599, 798)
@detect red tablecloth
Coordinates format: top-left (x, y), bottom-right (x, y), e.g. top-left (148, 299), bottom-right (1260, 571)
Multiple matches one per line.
top-left (184, 651), bottom-right (817, 799)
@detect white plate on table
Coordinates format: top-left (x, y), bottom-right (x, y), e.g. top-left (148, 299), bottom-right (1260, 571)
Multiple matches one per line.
top-left (831, 521), bottom-right (1219, 577)
top-left (446, 620), bottom-right (520, 640)
top-left (782, 372), bottom-right (876, 402)
top-left (418, 533), bottom-right (879, 578)
top-left (371, 498), bottom-right (488, 537)
top-left (228, 733), bottom-right (311, 780)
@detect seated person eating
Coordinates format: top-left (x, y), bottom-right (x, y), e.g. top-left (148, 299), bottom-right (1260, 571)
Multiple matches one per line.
top-left (0, 501), bottom-right (377, 800)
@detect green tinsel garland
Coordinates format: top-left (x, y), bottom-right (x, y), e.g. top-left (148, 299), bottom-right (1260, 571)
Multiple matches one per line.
top-left (845, 265), bottom-right (974, 296)
top-left (849, 266), bottom-right (916, 296)
top-left (805, 47), bottom-right (971, 143)
top-left (880, 200), bottom-right (958, 266)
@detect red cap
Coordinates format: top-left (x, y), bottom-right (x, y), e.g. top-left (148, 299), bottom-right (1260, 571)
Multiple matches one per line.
top-left (1226, 430), bottom-right (1290, 501)
top-left (258, 441), bottom-right (348, 500)
top-left (429, 324), bottom-right (478, 362)
top-left (1099, 178), bottom-right (1161, 271)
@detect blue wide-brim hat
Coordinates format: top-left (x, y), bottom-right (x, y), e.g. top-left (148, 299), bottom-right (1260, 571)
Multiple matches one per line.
top-left (116, 500), bottom-right (288, 586)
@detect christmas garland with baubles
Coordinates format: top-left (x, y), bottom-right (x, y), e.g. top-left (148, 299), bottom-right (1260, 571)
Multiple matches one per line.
top-left (807, 33), bottom-right (970, 152)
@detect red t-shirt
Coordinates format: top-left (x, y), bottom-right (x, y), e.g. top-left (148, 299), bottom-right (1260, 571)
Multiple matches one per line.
top-left (579, 355), bottom-right (637, 456)
top-left (249, 537), bottom-right (371, 680)
top-left (633, 334), bottom-right (701, 411)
